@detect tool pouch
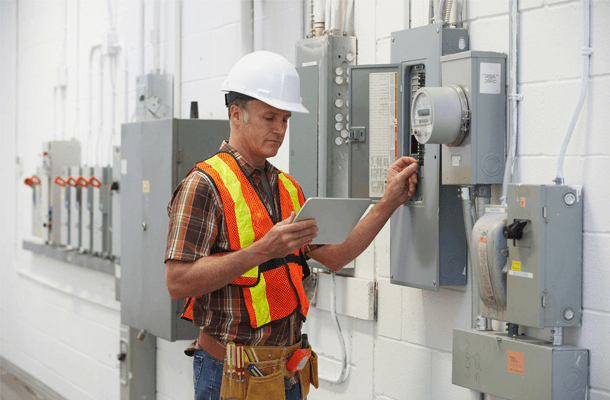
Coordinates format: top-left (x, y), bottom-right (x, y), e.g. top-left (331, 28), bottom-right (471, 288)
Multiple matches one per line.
top-left (220, 343), bottom-right (319, 400)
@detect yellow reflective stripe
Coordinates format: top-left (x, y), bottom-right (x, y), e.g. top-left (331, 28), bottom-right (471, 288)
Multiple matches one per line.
top-left (278, 174), bottom-right (301, 213)
top-left (249, 274), bottom-right (271, 326)
top-left (207, 156), bottom-right (255, 248)
top-left (242, 266), bottom-right (258, 278)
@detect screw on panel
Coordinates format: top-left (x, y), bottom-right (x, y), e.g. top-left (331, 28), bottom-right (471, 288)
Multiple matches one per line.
top-left (432, 280), bottom-right (436, 286)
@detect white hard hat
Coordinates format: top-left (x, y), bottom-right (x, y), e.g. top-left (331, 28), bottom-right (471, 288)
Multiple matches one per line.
top-left (221, 51), bottom-right (309, 114)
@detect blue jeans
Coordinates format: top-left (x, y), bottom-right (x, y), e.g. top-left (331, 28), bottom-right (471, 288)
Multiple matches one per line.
top-left (193, 350), bottom-right (303, 400)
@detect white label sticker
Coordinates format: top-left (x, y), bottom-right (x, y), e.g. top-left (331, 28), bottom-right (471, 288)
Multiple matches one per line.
top-left (121, 159), bottom-right (127, 175)
top-left (508, 270), bottom-right (534, 279)
top-left (480, 62), bottom-right (501, 94)
top-left (302, 61), bottom-right (317, 67)
top-left (369, 72), bottom-right (398, 198)
top-left (452, 155), bottom-right (461, 166)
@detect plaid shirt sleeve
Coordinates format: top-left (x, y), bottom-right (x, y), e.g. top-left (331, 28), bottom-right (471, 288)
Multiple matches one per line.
top-left (165, 171), bottom-right (222, 262)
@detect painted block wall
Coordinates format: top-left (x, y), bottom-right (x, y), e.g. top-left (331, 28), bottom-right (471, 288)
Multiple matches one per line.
top-left (1, 1), bottom-right (609, 400)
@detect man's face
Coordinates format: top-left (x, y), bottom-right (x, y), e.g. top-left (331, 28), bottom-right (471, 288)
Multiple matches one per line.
top-left (230, 99), bottom-right (292, 167)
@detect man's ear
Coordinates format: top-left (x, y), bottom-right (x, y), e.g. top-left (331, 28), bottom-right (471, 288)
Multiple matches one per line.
top-left (230, 104), bottom-right (241, 124)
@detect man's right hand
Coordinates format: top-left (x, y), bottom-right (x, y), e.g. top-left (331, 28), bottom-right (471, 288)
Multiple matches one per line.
top-left (253, 212), bottom-right (318, 260)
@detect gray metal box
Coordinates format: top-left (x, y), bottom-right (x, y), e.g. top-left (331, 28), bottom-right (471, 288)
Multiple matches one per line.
top-left (92, 166), bottom-right (112, 257)
top-left (136, 73), bottom-right (173, 121)
top-left (111, 147), bottom-right (121, 261)
top-left (69, 166), bottom-right (82, 249)
top-left (41, 140), bottom-right (81, 245)
top-left (292, 35), bottom-right (357, 198)
top-left (441, 51), bottom-right (507, 185)
top-left (120, 118), bottom-right (229, 341)
top-left (502, 184), bottom-right (583, 329)
top-left (388, 26), bottom-right (469, 291)
top-left (80, 166), bottom-right (95, 253)
top-left (452, 329), bottom-right (589, 399)
top-left (119, 324), bottom-right (155, 400)
top-left (59, 166), bottom-right (71, 246)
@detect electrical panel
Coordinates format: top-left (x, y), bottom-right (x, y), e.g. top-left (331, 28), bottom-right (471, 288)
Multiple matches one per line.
top-left (40, 141), bottom-right (81, 245)
top-left (80, 166), bottom-right (94, 253)
top-left (58, 166), bottom-right (71, 246)
top-left (111, 147), bottom-right (121, 261)
top-left (120, 118), bottom-right (229, 341)
top-left (136, 73), bottom-right (173, 121)
top-left (92, 166), bottom-right (113, 257)
top-left (373, 25), bottom-right (470, 291)
top-left (291, 35), bottom-right (357, 198)
top-left (118, 324), bottom-right (155, 400)
top-left (69, 166), bottom-right (82, 249)
top-left (452, 329), bottom-right (588, 400)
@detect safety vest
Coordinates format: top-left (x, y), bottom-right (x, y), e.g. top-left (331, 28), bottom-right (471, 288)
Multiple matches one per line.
top-left (181, 151), bottom-right (310, 329)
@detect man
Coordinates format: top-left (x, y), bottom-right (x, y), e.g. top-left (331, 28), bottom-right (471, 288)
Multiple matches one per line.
top-left (165, 51), bottom-right (418, 400)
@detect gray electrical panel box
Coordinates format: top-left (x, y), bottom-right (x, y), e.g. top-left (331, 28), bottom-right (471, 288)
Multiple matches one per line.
top-left (452, 329), bottom-right (589, 400)
top-left (291, 35), bottom-right (357, 198)
top-left (440, 51), bottom-right (506, 185)
top-left (384, 25), bottom-right (470, 291)
top-left (41, 140), bottom-right (81, 245)
top-left (92, 166), bottom-right (112, 257)
top-left (136, 73), bottom-right (173, 121)
top-left (119, 324), bottom-right (156, 400)
top-left (81, 166), bottom-right (94, 253)
top-left (502, 184), bottom-right (583, 329)
top-left (59, 166), bottom-right (71, 246)
top-left (111, 147), bottom-right (121, 261)
top-left (69, 166), bottom-right (82, 249)
top-left (120, 118), bottom-right (229, 341)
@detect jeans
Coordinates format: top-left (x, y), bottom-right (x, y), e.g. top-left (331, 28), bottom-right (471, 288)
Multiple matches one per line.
top-left (193, 349), bottom-right (303, 400)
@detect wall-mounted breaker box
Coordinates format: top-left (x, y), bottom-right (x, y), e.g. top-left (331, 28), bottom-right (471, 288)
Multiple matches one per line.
top-left (111, 147), bottom-right (121, 261)
top-left (59, 166), bottom-right (71, 246)
top-left (92, 166), bottom-right (112, 257)
top-left (41, 141), bottom-right (81, 245)
top-left (291, 34), bottom-right (357, 199)
top-left (136, 73), bottom-right (173, 121)
top-left (69, 166), bottom-right (82, 249)
top-left (372, 25), bottom-right (470, 292)
top-left (32, 166), bottom-right (47, 240)
top-left (80, 166), bottom-right (94, 253)
top-left (118, 324), bottom-right (155, 400)
top-left (452, 329), bottom-right (588, 400)
top-left (121, 118), bottom-right (229, 341)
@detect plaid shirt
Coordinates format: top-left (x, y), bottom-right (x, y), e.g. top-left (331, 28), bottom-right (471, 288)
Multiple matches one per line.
top-left (166, 142), bottom-right (314, 354)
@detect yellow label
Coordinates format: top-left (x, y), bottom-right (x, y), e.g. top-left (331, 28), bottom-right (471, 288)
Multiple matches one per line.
top-left (142, 180), bottom-right (150, 193)
top-left (507, 350), bottom-right (525, 375)
top-left (511, 261), bottom-right (521, 271)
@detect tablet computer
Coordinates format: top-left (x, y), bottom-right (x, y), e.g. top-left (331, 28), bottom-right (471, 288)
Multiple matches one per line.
top-left (293, 197), bottom-right (372, 244)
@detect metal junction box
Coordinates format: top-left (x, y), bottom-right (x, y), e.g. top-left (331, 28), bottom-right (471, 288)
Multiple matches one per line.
top-left (452, 329), bottom-right (589, 400)
top-left (136, 73), bottom-right (173, 121)
top-left (292, 35), bottom-right (357, 198)
top-left (59, 166), bottom-right (71, 246)
top-left (92, 166), bottom-right (112, 257)
top-left (441, 51), bottom-right (506, 185)
top-left (502, 184), bottom-right (584, 329)
top-left (41, 141), bottom-right (81, 245)
top-left (69, 166), bottom-right (82, 249)
top-left (120, 118), bottom-right (228, 341)
top-left (80, 166), bottom-right (94, 253)
top-left (387, 25), bottom-right (470, 291)
top-left (119, 324), bottom-right (155, 400)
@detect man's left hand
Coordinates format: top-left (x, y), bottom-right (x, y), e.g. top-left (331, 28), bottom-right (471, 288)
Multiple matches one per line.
top-left (382, 156), bottom-right (419, 209)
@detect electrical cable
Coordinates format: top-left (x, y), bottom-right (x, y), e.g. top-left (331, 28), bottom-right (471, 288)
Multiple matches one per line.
top-left (554, 0), bottom-right (591, 185)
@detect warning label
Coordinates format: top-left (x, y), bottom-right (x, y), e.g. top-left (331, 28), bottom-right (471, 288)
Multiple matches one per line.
top-left (507, 350), bottom-right (525, 375)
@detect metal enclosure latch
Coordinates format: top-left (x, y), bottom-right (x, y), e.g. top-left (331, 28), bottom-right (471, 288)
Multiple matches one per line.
top-left (348, 127), bottom-right (366, 142)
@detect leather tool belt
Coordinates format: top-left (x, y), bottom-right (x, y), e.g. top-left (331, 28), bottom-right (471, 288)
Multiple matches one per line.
top-left (197, 331), bottom-right (318, 400)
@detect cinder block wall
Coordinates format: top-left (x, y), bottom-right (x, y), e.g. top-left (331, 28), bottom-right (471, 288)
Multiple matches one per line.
top-left (1, 1), bottom-right (608, 400)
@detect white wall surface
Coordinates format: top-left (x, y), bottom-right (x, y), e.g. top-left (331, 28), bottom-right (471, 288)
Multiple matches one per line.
top-left (1, 1), bottom-right (608, 400)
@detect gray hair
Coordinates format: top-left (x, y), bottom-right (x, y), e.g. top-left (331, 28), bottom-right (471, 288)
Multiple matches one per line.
top-left (227, 96), bottom-right (251, 124)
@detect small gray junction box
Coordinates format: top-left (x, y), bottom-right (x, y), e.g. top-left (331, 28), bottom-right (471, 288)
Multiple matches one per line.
top-left (452, 329), bottom-right (589, 400)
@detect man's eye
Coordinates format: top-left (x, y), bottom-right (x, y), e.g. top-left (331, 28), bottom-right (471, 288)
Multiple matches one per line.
top-left (266, 117), bottom-right (274, 121)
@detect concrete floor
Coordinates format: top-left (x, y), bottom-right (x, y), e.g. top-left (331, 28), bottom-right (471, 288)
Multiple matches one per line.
top-left (0, 365), bottom-right (49, 400)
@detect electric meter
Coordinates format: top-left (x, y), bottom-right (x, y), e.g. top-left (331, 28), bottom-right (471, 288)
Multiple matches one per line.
top-left (411, 85), bottom-right (469, 147)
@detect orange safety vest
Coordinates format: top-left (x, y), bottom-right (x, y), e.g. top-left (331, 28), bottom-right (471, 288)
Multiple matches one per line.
top-left (181, 151), bottom-right (310, 329)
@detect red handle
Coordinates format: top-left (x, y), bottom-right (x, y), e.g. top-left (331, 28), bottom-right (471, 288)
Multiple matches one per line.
top-left (67, 177), bottom-right (78, 187)
top-left (54, 176), bottom-right (66, 187)
top-left (31, 175), bottom-right (41, 185)
top-left (77, 176), bottom-right (89, 187)
top-left (88, 176), bottom-right (101, 188)
top-left (24, 178), bottom-right (33, 186)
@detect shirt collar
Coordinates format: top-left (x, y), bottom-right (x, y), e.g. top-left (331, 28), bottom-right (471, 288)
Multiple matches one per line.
top-left (219, 141), bottom-right (281, 178)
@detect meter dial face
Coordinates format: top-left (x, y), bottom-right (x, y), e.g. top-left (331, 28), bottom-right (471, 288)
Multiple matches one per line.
top-left (411, 91), bottom-right (433, 142)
